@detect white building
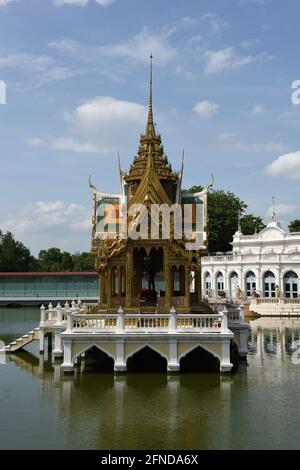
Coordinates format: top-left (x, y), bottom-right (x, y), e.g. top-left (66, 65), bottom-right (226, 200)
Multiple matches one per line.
top-left (201, 215), bottom-right (300, 302)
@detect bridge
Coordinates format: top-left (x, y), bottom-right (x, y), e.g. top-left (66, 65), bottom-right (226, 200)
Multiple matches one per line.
top-left (0, 272), bottom-right (98, 306)
top-left (1, 301), bottom-right (249, 374)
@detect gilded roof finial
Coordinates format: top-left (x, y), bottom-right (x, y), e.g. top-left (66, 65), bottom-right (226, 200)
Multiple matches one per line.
top-left (146, 53), bottom-right (156, 138)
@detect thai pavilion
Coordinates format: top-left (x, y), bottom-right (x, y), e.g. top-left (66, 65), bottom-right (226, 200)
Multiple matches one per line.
top-left (90, 56), bottom-right (211, 315)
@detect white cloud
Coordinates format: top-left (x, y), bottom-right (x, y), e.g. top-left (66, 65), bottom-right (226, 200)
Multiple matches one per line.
top-left (51, 137), bottom-right (102, 153)
top-left (193, 100), bottom-right (219, 119)
top-left (0, 50), bottom-right (77, 86)
top-left (266, 151), bottom-right (300, 180)
top-left (54, 0), bottom-right (115, 6)
top-left (29, 96), bottom-right (148, 155)
top-left (249, 104), bottom-right (266, 114)
top-left (50, 26), bottom-right (177, 67)
top-left (267, 203), bottom-right (298, 218)
top-left (1, 201), bottom-right (92, 254)
top-left (0, 0), bottom-right (16, 6)
top-left (203, 47), bottom-right (273, 75)
top-left (217, 132), bottom-right (284, 153)
top-left (1, 201), bottom-right (91, 235)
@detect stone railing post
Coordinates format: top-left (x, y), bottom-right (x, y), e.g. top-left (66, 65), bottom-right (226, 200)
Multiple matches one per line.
top-left (56, 303), bottom-right (62, 325)
top-left (66, 310), bottom-right (73, 332)
top-left (170, 306), bottom-right (177, 332)
top-left (239, 304), bottom-right (245, 322)
top-left (48, 302), bottom-right (53, 321)
top-left (222, 307), bottom-right (228, 332)
top-left (40, 304), bottom-right (46, 326)
top-left (117, 306), bottom-right (124, 333)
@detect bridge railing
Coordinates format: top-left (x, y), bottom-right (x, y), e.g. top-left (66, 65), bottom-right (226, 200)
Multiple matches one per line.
top-left (63, 309), bottom-right (229, 334)
top-left (40, 302), bottom-right (245, 333)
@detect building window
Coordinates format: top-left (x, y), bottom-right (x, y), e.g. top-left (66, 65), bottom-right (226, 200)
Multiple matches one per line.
top-left (284, 271), bottom-right (299, 299)
top-left (264, 271), bottom-right (276, 298)
top-left (216, 272), bottom-right (224, 296)
top-left (246, 271), bottom-right (256, 297)
top-left (205, 273), bottom-right (211, 296)
top-left (230, 272), bottom-right (239, 298)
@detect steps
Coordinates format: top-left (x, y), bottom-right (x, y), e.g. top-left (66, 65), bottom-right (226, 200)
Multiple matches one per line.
top-left (1, 328), bottom-right (40, 353)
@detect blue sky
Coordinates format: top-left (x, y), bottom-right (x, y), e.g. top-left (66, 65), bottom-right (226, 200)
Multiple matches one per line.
top-left (0, 0), bottom-right (299, 254)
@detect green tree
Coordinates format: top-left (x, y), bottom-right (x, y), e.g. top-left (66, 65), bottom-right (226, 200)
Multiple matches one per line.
top-left (240, 214), bottom-right (266, 235)
top-left (288, 219), bottom-right (300, 233)
top-left (37, 247), bottom-right (73, 272)
top-left (184, 187), bottom-right (247, 253)
top-left (72, 252), bottom-right (95, 271)
top-left (0, 231), bottom-right (34, 272)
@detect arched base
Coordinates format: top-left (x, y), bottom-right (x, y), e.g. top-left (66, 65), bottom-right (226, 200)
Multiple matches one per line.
top-left (180, 346), bottom-right (220, 373)
top-left (82, 346), bottom-right (114, 373)
top-left (127, 346), bottom-right (167, 373)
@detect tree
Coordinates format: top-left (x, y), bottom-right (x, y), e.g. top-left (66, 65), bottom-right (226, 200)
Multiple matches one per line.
top-left (37, 248), bottom-right (73, 272)
top-left (0, 231), bottom-right (35, 272)
top-left (240, 215), bottom-right (266, 235)
top-left (288, 219), bottom-right (300, 233)
top-left (184, 187), bottom-right (247, 253)
top-left (72, 252), bottom-right (95, 271)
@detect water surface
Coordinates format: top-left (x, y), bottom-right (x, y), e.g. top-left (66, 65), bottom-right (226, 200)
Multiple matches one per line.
top-left (0, 308), bottom-right (300, 450)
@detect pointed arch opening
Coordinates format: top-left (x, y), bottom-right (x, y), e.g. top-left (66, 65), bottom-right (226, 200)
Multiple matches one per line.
top-left (180, 345), bottom-right (220, 373)
top-left (127, 345), bottom-right (167, 373)
top-left (76, 345), bottom-right (114, 373)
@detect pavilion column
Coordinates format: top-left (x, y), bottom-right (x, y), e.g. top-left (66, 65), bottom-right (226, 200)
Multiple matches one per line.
top-left (164, 248), bottom-right (171, 309)
top-left (100, 271), bottom-right (106, 304)
top-left (179, 266), bottom-right (185, 296)
top-left (118, 266), bottom-right (122, 301)
top-left (197, 269), bottom-right (202, 303)
top-left (185, 266), bottom-right (191, 309)
top-left (107, 267), bottom-right (112, 307)
top-left (126, 249), bottom-right (133, 308)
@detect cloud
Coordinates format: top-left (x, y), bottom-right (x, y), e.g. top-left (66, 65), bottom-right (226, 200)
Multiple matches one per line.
top-left (249, 104), bottom-right (266, 114)
top-left (1, 201), bottom-right (92, 254)
top-left (1, 201), bottom-right (91, 235)
top-left (266, 151), bottom-right (300, 180)
top-left (0, 50), bottom-right (77, 86)
top-left (203, 47), bottom-right (273, 75)
top-left (54, 0), bottom-right (115, 6)
top-left (193, 100), bottom-right (219, 119)
top-left (0, 0), bottom-right (16, 6)
top-left (267, 203), bottom-right (298, 218)
top-left (29, 96), bottom-right (148, 154)
top-left (217, 132), bottom-right (284, 153)
top-left (50, 26), bottom-right (177, 68)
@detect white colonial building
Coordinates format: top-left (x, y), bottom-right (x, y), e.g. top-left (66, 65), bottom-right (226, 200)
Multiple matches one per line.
top-left (201, 216), bottom-right (300, 305)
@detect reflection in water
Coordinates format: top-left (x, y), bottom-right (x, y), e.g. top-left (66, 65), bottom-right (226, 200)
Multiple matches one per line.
top-left (2, 311), bottom-right (300, 449)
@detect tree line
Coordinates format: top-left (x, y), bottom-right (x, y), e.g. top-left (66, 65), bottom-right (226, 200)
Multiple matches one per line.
top-left (0, 188), bottom-right (299, 272)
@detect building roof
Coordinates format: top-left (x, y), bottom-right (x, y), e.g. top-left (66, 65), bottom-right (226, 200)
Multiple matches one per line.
top-left (0, 272), bottom-right (98, 277)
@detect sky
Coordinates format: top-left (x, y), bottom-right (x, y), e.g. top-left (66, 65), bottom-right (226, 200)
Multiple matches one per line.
top-left (0, 0), bottom-right (299, 254)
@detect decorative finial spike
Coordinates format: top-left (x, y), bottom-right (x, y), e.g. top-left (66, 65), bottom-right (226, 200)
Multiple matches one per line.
top-left (146, 54), bottom-right (156, 137)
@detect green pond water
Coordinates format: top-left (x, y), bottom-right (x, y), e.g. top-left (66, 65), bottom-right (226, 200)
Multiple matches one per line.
top-left (0, 308), bottom-right (300, 450)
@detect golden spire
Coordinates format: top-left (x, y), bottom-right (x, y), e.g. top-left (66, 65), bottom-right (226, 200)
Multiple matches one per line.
top-left (146, 54), bottom-right (156, 138)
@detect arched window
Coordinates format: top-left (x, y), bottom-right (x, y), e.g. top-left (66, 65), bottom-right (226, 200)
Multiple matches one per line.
top-left (205, 272), bottom-right (212, 296)
top-left (284, 271), bottom-right (299, 299)
top-left (246, 271), bottom-right (256, 297)
top-left (230, 272), bottom-right (239, 298)
top-left (264, 271), bottom-right (275, 298)
top-left (216, 272), bottom-right (224, 296)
